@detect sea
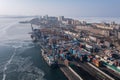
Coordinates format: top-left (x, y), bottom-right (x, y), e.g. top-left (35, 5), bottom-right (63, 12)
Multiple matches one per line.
top-left (0, 17), bottom-right (67, 80)
top-left (78, 17), bottom-right (120, 24)
top-left (0, 16), bottom-right (120, 80)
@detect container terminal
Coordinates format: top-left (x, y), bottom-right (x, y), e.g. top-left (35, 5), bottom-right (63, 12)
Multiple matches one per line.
top-left (27, 15), bottom-right (120, 80)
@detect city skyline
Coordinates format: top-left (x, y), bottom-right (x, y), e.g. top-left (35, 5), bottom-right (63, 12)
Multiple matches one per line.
top-left (0, 0), bottom-right (120, 18)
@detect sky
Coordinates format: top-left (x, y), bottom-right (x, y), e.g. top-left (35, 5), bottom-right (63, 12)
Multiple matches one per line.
top-left (0, 0), bottom-right (120, 17)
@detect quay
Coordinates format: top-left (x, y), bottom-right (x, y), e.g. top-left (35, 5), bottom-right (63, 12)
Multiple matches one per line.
top-left (41, 46), bottom-right (83, 80)
top-left (31, 26), bottom-right (117, 80)
top-left (58, 60), bottom-right (83, 80)
top-left (70, 61), bottom-right (115, 80)
top-left (29, 15), bottom-right (120, 80)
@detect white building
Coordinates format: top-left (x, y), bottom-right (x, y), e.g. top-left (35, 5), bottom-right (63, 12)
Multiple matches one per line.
top-left (101, 30), bottom-right (110, 37)
top-left (43, 15), bottom-right (48, 20)
top-left (58, 16), bottom-right (64, 21)
top-left (89, 36), bottom-right (97, 42)
top-left (118, 31), bottom-right (120, 39)
top-left (95, 24), bottom-right (114, 30)
top-left (64, 31), bottom-right (79, 37)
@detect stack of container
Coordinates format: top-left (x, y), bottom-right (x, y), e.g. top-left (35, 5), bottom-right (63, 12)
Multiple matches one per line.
top-left (92, 58), bottom-right (100, 67)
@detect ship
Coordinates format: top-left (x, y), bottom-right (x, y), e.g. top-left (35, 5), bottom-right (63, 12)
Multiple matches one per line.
top-left (41, 48), bottom-right (58, 68)
top-left (30, 24), bottom-right (58, 68)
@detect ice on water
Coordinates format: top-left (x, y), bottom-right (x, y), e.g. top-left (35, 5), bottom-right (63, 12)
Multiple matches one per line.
top-left (1, 41), bottom-right (45, 80)
top-left (0, 18), bottom-right (45, 80)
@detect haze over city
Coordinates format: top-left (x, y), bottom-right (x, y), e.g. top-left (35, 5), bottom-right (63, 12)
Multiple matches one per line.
top-left (1, 0), bottom-right (120, 80)
top-left (0, 0), bottom-right (120, 17)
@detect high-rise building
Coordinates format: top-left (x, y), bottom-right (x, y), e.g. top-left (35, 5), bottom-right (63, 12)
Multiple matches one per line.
top-left (118, 31), bottom-right (120, 39)
top-left (43, 15), bottom-right (48, 20)
top-left (58, 16), bottom-right (64, 21)
top-left (39, 16), bottom-right (42, 20)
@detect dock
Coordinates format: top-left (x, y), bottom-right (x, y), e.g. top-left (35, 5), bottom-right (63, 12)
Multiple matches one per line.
top-left (29, 19), bottom-right (120, 80)
top-left (58, 60), bottom-right (83, 80)
top-left (75, 61), bottom-right (114, 80)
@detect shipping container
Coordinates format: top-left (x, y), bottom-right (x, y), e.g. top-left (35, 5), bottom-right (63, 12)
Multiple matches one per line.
top-left (92, 58), bottom-right (99, 67)
top-left (89, 36), bottom-right (97, 42)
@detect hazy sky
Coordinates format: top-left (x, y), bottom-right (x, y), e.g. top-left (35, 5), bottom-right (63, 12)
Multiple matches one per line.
top-left (0, 0), bottom-right (120, 17)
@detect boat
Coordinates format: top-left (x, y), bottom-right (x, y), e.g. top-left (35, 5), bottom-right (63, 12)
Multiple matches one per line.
top-left (30, 24), bottom-right (58, 68)
top-left (31, 34), bottom-right (38, 42)
top-left (41, 49), bottom-right (58, 68)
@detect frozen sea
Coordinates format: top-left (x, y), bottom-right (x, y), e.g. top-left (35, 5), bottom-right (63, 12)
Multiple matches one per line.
top-left (0, 17), bottom-right (67, 80)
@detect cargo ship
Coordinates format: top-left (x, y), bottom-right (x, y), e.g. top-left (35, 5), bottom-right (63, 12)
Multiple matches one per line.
top-left (41, 48), bottom-right (58, 68)
top-left (30, 24), bottom-right (58, 68)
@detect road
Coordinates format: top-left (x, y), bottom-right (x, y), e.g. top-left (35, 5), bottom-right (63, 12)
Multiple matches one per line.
top-left (70, 61), bottom-right (114, 80)
top-left (100, 67), bottom-right (120, 80)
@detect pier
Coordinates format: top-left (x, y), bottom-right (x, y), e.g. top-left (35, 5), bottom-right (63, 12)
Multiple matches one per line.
top-left (58, 60), bottom-right (83, 80)
top-left (69, 61), bottom-right (115, 80)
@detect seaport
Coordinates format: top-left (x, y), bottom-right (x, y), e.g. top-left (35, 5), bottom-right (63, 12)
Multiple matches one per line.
top-left (28, 15), bottom-right (120, 80)
top-left (1, 0), bottom-right (120, 80)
